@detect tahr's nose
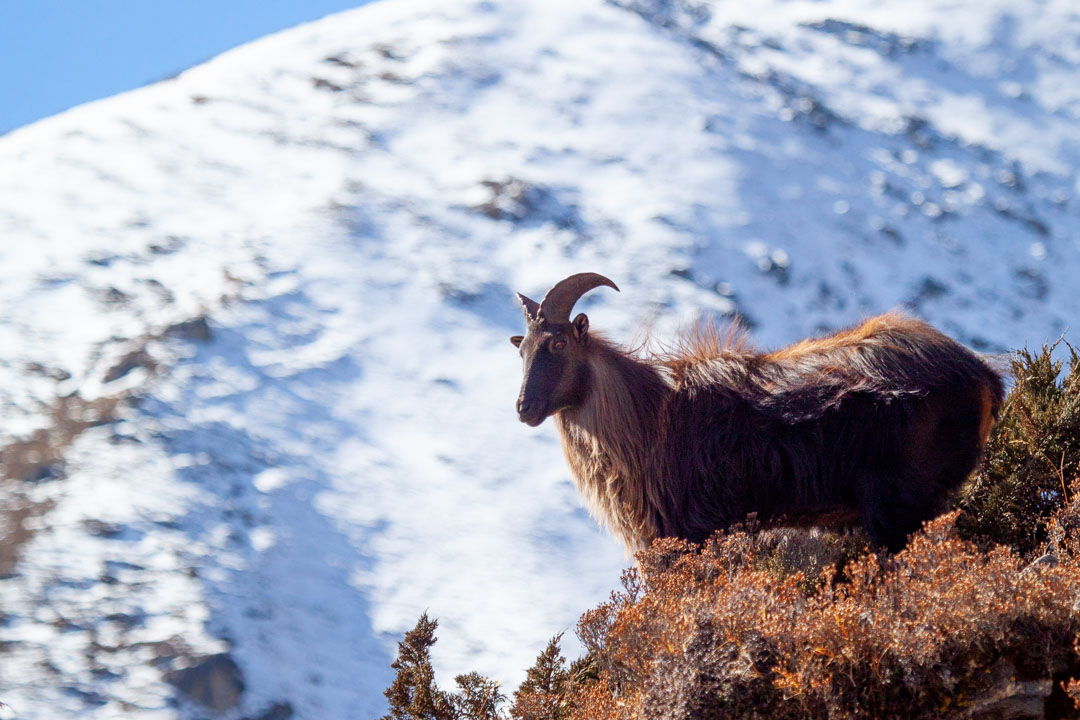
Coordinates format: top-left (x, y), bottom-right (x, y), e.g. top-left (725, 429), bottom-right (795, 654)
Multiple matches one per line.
top-left (517, 399), bottom-right (531, 415)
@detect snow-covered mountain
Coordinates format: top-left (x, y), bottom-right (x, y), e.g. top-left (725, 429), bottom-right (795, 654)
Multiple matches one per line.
top-left (1, 0), bottom-right (1078, 717)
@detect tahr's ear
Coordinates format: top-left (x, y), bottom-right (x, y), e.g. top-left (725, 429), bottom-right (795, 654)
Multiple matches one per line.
top-left (510, 335), bottom-right (524, 348)
top-left (572, 313), bottom-right (589, 340)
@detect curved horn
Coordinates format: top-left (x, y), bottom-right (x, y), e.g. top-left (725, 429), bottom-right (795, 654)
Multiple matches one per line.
top-left (516, 293), bottom-right (540, 323)
top-left (538, 272), bottom-right (619, 323)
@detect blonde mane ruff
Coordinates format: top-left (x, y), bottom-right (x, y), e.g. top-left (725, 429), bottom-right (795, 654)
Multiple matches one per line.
top-left (554, 337), bottom-right (669, 553)
top-left (553, 320), bottom-right (749, 553)
top-left (652, 317), bottom-right (754, 381)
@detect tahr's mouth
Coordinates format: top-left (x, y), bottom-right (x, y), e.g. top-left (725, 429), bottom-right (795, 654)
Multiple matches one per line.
top-left (518, 407), bottom-right (547, 427)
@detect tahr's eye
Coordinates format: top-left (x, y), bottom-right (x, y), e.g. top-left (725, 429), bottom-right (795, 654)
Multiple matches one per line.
top-left (553, 340), bottom-right (566, 350)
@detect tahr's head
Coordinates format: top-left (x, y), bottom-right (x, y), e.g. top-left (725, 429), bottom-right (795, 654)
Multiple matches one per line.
top-left (511, 272), bottom-right (619, 426)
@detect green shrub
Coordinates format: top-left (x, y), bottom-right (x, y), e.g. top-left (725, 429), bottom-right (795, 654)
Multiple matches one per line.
top-left (958, 342), bottom-right (1080, 555)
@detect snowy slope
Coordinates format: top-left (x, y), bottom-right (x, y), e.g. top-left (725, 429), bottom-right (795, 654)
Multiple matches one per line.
top-left (1, 0), bottom-right (1079, 717)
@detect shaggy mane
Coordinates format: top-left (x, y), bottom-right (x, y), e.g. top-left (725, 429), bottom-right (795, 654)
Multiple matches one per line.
top-left (651, 317), bottom-right (754, 381)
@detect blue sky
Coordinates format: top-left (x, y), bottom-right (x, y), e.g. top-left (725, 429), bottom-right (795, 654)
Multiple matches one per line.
top-left (0, 1), bottom-right (373, 135)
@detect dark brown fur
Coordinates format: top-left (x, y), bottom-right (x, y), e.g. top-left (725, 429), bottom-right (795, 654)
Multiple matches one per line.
top-left (515, 311), bottom-right (1004, 552)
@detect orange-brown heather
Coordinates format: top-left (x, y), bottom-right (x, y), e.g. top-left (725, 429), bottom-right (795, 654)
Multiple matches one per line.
top-left (562, 508), bottom-right (1080, 720)
top-left (384, 507), bottom-right (1080, 720)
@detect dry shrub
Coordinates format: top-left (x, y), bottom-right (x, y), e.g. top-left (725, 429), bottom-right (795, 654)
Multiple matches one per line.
top-left (509, 634), bottom-right (572, 720)
top-left (387, 525), bottom-right (1080, 718)
top-left (454, 673), bottom-right (505, 720)
top-left (564, 511), bottom-right (1080, 719)
top-left (386, 510), bottom-right (1080, 719)
top-left (1067, 678), bottom-right (1080, 712)
top-left (382, 613), bottom-right (457, 720)
top-left (381, 613), bottom-right (504, 720)
top-left (383, 624), bottom-right (598, 720)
